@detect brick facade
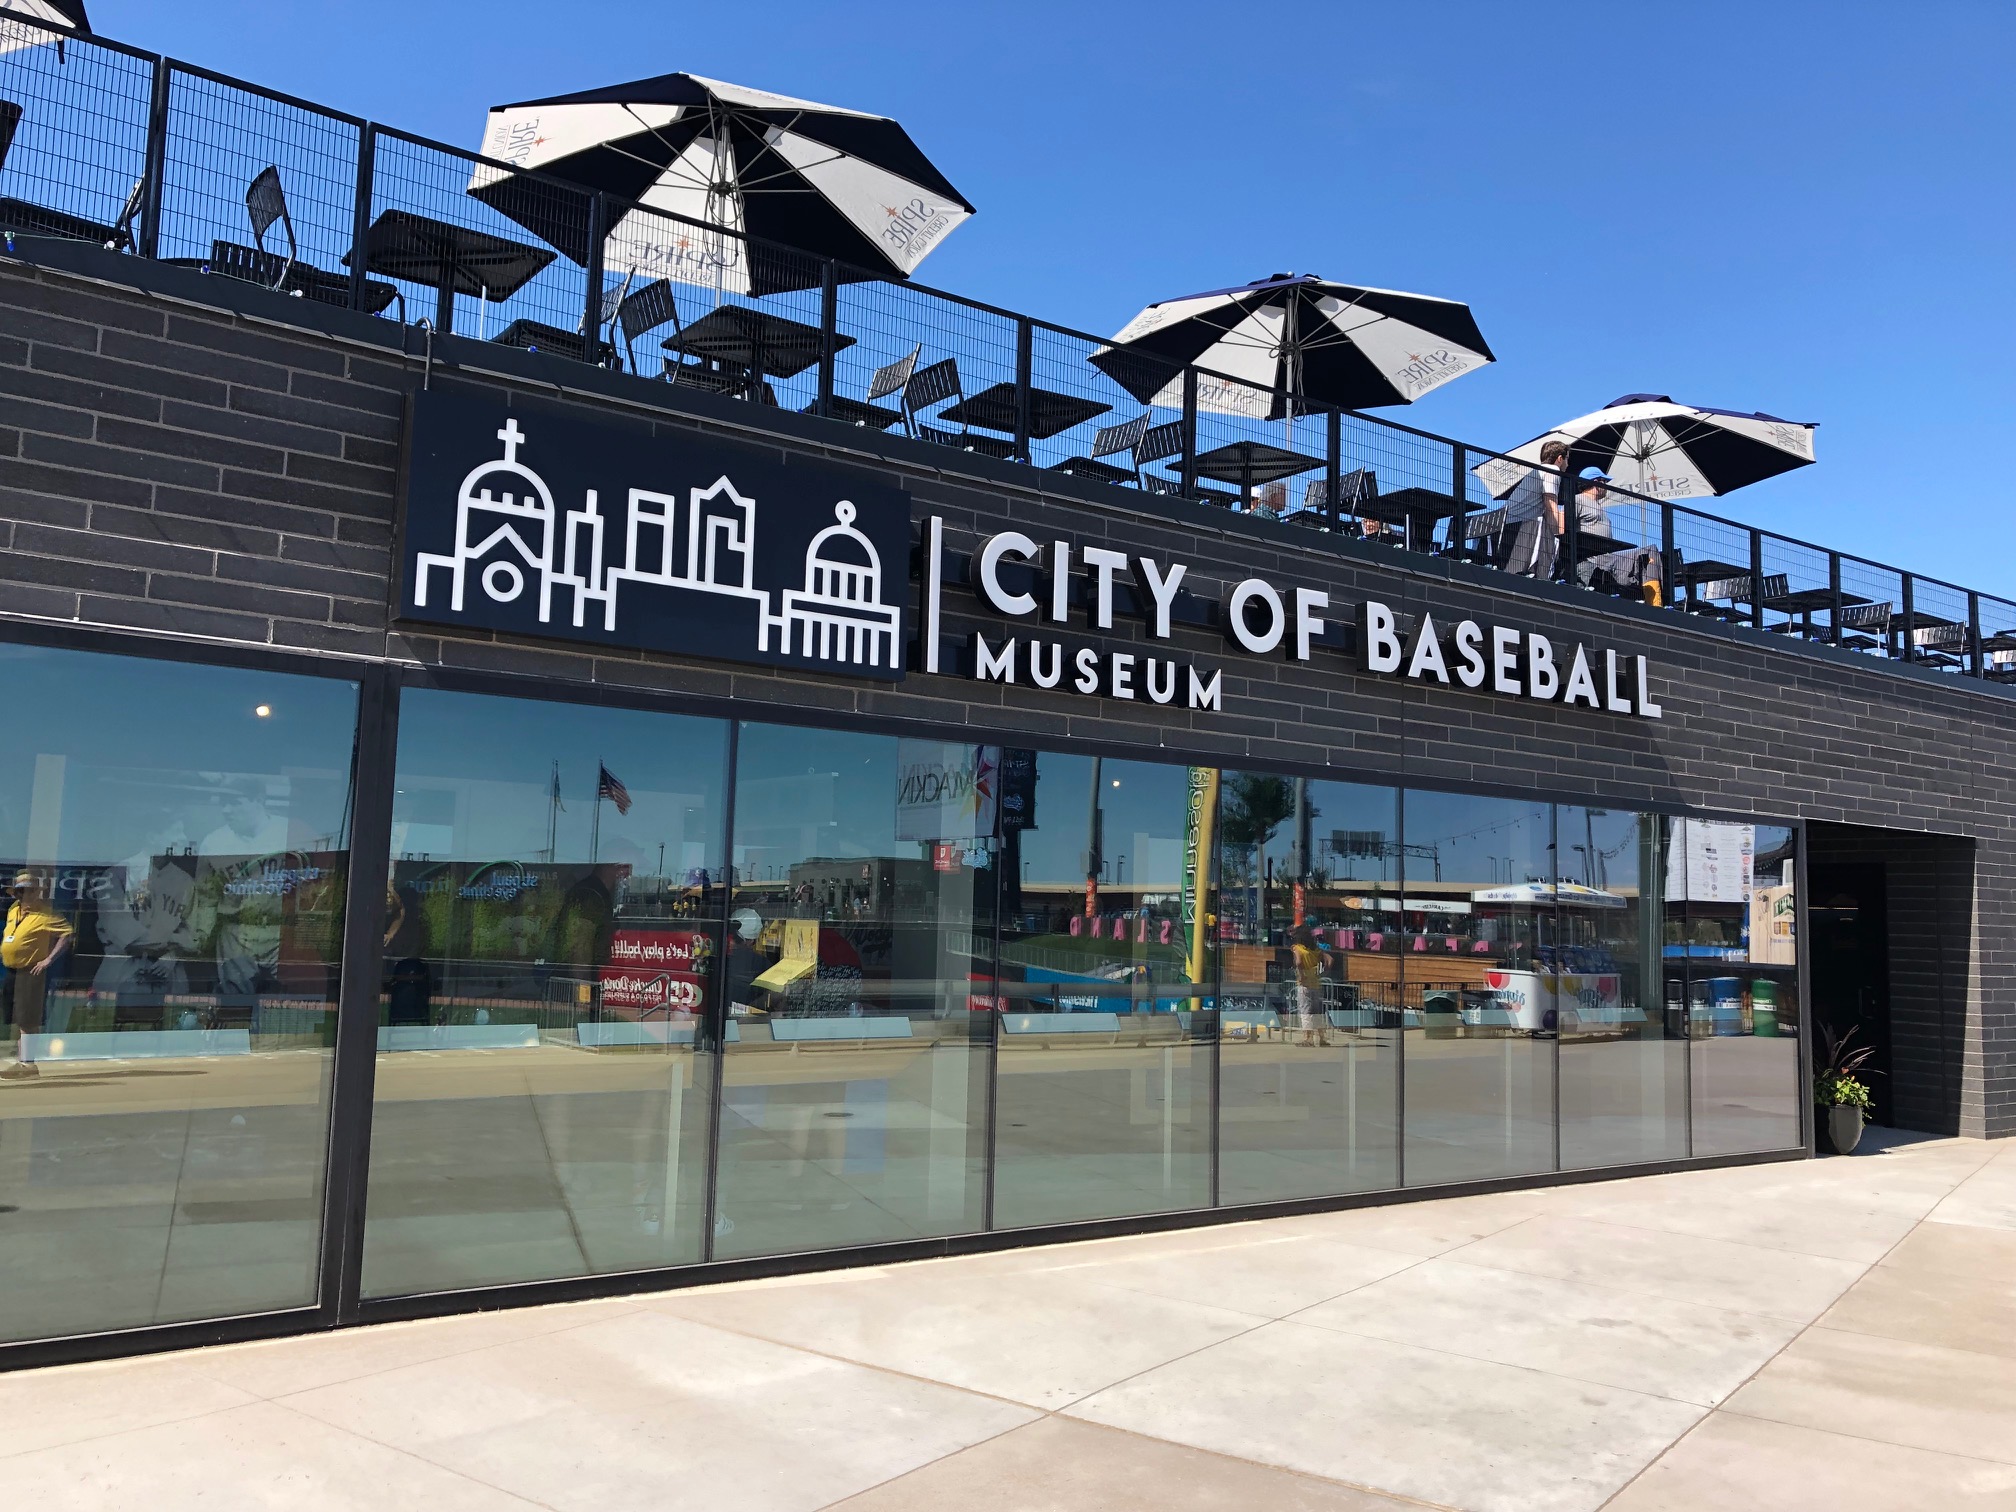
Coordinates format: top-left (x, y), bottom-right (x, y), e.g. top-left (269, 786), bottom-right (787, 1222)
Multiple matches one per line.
top-left (0, 247), bottom-right (2008, 1137)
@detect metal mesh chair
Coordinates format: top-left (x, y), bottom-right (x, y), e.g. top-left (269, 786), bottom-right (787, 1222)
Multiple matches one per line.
top-left (244, 165), bottom-right (296, 289)
top-left (1049, 411), bottom-right (1151, 484)
top-left (616, 278), bottom-right (682, 373)
top-left (906, 357), bottom-right (1013, 457)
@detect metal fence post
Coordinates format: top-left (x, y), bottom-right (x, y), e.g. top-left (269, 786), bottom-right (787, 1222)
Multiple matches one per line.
top-left (1969, 591), bottom-right (1984, 678)
top-left (1447, 440), bottom-right (1465, 553)
top-left (1561, 466), bottom-right (1579, 584)
top-left (1900, 574), bottom-right (1916, 662)
top-left (348, 124), bottom-right (375, 313)
top-left (1179, 367), bottom-right (1198, 498)
top-left (816, 260), bottom-right (837, 419)
top-left (1661, 503), bottom-right (1675, 609)
top-left (1749, 528), bottom-right (1765, 630)
top-left (1828, 552), bottom-right (1843, 646)
top-left (580, 192), bottom-right (607, 366)
top-left (1325, 410), bottom-right (1342, 530)
top-left (1012, 317), bottom-right (1033, 463)
top-left (137, 57), bottom-right (173, 259)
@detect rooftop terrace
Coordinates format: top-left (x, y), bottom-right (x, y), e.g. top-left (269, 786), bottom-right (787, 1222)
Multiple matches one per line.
top-left (0, 14), bottom-right (2008, 688)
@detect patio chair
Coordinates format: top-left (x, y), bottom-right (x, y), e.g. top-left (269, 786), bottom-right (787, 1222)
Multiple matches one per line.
top-left (1689, 572), bottom-right (1786, 621)
top-left (491, 319), bottom-right (588, 361)
top-left (905, 357), bottom-right (1014, 458)
top-left (799, 342), bottom-right (911, 429)
top-left (1049, 411), bottom-right (1151, 485)
top-left (1142, 472), bottom-right (1239, 509)
top-left (1298, 468), bottom-right (1379, 534)
top-left (1131, 422), bottom-right (1238, 506)
top-left (243, 165), bottom-right (296, 291)
top-left (1908, 621), bottom-right (1970, 669)
top-left (666, 360), bottom-right (777, 406)
top-left (200, 167), bottom-right (399, 314)
top-left (1836, 599), bottom-right (1894, 652)
top-left (614, 278), bottom-right (681, 374)
top-left (1456, 504), bottom-right (1508, 562)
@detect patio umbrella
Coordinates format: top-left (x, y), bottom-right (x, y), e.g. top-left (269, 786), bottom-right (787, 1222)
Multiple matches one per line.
top-left (0, 0), bottom-right (89, 55)
top-left (467, 73), bottom-right (974, 297)
top-left (1473, 394), bottom-right (1818, 503)
top-left (1089, 272), bottom-right (1494, 421)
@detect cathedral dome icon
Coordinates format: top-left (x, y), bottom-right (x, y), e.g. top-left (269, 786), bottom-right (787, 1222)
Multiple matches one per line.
top-left (460, 418), bottom-right (553, 520)
top-left (414, 418), bottom-right (558, 614)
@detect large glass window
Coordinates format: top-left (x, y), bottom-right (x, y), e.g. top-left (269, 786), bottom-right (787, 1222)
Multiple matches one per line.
top-left (0, 644), bottom-right (357, 1342)
top-left (1677, 821), bottom-right (1802, 1155)
top-left (1557, 808), bottom-right (1686, 1168)
top-left (712, 725), bottom-right (991, 1258)
top-left (1217, 774), bottom-right (1401, 1203)
top-left (991, 753), bottom-right (1213, 1227)
top-left (360, 690), bottom-right (726, 1296)
top-left (1401, 791), bottom-right (1558, 1186)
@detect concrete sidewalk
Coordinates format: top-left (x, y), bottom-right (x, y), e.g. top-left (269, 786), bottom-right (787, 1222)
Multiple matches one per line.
top-left (5, 1132), bottom-right (2014, 1512)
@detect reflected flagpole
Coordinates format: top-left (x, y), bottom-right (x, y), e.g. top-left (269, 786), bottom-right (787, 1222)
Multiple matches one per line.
top-left (546, 760), bottom-right (564, 862)
top-left (590, 755), bottom-right (603, 864)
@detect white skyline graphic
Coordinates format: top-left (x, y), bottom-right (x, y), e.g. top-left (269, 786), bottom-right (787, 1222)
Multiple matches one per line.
top-left (413, 418), bottom-right (903, 670)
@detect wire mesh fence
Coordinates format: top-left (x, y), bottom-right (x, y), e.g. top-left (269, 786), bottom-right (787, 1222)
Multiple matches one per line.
top-left (1027, 319), bottom-right (1157, 480)
top-left (1838, 556), bottom-right (1905, 660)
top-left (835, 276), bottom-right (1019, 458)
top-left (160, 67), bottom-right (362, 308)
top-left (0, 25), bottom-right (150, 251)
top-left (367, 128), bottom-right (590, 343)
top-left (0, 10), bottom-right (2006, 681)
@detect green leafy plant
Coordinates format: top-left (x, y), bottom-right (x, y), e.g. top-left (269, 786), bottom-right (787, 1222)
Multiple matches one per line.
top-left (1814, 1024), bottom-right (1879, 1110)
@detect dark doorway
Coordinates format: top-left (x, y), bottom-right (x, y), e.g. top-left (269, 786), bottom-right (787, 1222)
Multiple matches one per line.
top-left (1808, 863), bottom-right (1892, 1126)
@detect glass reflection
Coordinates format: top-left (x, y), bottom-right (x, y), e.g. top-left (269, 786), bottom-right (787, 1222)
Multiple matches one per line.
top-left (0, 645), bottom-right (356, 1342)
top-left (1217, 774), bottom-right (1401, 1202)
top-left (713, 725), bottom-right (990, 1257)
top-left (1557, 808), bottom-right (1685, 1168)
top-left (361, 690), bottom-right (725, 1296)
top-left (1678, 820), bottom-right (1801, 1155)
top-left (991, 754), bottom-right (1213, 1227)
top-left (1401, 791), bottom-right (1558, 1185)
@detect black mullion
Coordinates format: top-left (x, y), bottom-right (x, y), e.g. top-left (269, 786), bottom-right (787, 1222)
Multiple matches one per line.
top-left (317, 665), bottom-right (402, 1323)
top-left (699, 717), bottom-right (741, 1262)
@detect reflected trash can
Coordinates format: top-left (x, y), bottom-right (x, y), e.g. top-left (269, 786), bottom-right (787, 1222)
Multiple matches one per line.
top-left (1751, 978), bottom-right (1778, 1037)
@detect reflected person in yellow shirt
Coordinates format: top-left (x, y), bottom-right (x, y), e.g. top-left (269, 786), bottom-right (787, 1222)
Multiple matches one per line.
top-left (2, 869), bottom-right (73, 1081)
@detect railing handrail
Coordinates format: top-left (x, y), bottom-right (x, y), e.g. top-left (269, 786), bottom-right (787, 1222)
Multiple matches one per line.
top-left (0, 13), bottom-right (2010, 675)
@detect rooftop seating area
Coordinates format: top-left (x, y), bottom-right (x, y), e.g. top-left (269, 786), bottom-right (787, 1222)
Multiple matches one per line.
top-left (0, 14), bottom-right (2008, 684)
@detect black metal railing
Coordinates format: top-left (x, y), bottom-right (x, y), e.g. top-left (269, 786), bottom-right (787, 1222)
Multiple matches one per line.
top-left (0, 15), bottom-right (2009, 685)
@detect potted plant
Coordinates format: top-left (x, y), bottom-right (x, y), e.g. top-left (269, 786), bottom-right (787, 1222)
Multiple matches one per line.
top-left (1814, 1026), bottom-right (1878, 1155)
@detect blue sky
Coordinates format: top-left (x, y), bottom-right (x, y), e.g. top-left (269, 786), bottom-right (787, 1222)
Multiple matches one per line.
top-left (90, 1), bottom-right (2014, 589)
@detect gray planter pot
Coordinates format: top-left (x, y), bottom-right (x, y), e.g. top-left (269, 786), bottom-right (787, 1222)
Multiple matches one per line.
top-left (1822, 1103), bottom-right (1865, 1155)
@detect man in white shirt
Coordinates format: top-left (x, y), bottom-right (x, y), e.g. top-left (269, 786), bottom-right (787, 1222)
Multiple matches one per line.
top-left (1500, 439), bottom-right (1570, 577)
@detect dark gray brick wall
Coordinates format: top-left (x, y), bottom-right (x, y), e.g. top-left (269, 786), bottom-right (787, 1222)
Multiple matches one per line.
top-left (0, 253), bottom-right (2010, 1137)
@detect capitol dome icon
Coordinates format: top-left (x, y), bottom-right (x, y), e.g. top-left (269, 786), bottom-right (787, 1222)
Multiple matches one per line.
top-left (779, 502), bottom-right (901, 669)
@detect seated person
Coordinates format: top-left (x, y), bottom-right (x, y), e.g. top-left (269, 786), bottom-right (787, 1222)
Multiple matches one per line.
top-left (1570, 473), bottom-right (1664, 602)
top-left (1571, 472), bottom-right (1614, 543)
top-left (1247, 480), bottom-right (1287, 520)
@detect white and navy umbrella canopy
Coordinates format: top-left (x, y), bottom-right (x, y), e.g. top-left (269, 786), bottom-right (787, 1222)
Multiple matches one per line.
top-left (468, 73), bottom-right (974, 297)
top-left (0, 0), bottom-right (89, 54)
top-left (1090, 273), bottom-right (1495, 420)
top-left (1473, 394), bottom-right (1818, 502)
